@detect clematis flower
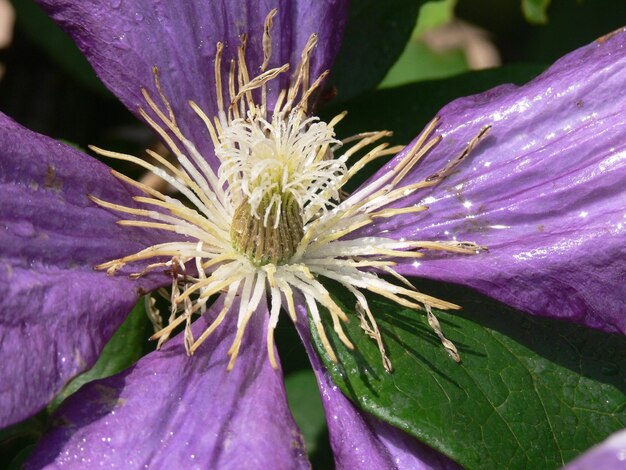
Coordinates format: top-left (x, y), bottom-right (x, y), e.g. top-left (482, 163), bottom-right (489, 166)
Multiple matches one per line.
top-left (564, 429), bottom-right (626, 469)
top-left (0, 1), bottom-right (624, 469)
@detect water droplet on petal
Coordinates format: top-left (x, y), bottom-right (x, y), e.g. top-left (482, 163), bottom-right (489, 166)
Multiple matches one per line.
top-left (12, 220), bottom-right (35, 238)
top-left (113, 33), bottom-right (130, 51)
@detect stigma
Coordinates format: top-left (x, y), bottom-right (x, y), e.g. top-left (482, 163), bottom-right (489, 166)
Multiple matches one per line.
top-left (91, 9), bottom-right (490, 372)
top-left (221, 92), bottom-right (345, 266)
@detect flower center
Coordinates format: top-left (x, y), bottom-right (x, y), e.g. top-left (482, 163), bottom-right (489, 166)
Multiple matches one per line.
top-left (216, 102), bottom-right (345, 266)
top-left (90, 9), bottom-right (490, 372)
top-left (230, 194), bottom-right (303, 265)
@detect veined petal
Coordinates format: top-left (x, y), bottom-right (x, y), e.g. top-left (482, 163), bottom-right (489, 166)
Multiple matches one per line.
top-left (0, 114), bottom-right (169, 427)
top-left (294, 300), bottom-right (460, 470)
top-left (26, 297), bottom-right (309, 469)
top-left (564, 429), bottom-right (626, 469)
top-left (361, 28), bottom-right (626, 333)
top-left (36, 0), bottom-right (349, 168)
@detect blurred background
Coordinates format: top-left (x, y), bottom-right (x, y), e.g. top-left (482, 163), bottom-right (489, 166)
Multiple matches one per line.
top-left (2, 0), bottom-right (625, 152)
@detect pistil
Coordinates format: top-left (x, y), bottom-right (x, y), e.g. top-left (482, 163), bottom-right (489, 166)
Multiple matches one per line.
top-left (231, 194), bottom-right (304, 266)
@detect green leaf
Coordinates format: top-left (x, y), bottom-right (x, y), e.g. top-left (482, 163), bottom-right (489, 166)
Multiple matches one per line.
top-left (11, 0), bottom-right (106, 93)
top-left (330, 0), bottom-right (425, 102)
top-left (381, 1), bottom-right (467, 88)
top-left (521, 0), bottom-right (551, 25)
top-left (50, 300), bottom-right (150, 410)
top-left (7, 445), bottom-right (35, 470)
top-left (324, 64), bottom-right (545, 146)
top-left (0, 414), bottom-right (44, 467)
top-left (414, 0), bottom-right (457, 36)
top-left (380, 42), bottom-right (468, 88)
top-left (311, 282), bottom-right (626, 468)
top-left (284, 369), bottom-right (328, 456)
top-left (276, 321), bottom-right (334, 466)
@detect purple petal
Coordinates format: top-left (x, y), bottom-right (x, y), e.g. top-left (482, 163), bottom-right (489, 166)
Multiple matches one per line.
top-left (0, 113), bottom-right (168, 427)
top-left (27, 296), bottom-right (309, 469)
top-left (294, 300), bottom-right (460, 469)
top-left (361, 28), bottom-right (626, 333)
top-left (37, 0), bottom-right (350, 167)
top-left (564, 429), bottom-right (626, 469)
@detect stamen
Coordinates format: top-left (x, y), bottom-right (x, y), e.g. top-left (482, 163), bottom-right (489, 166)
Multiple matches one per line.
top-left (214, 42), bottom-right (225, 113)
top-left (284, 33), bottom-right (318, 112)
top-left (267, 285), bottom-right (282, 369)
top-left (370, 205), bottom-right (429, 219)
top-left (343, 143), bottom-right (405, 182)
top-left (304, 292), bottom-right (337, 363)
top-left (277, 280), bottom-right (298, 322)
top-left (145, 295), bottom-right (163, 333)
top-left (228, 59), bottom-right (237, 115)
top-left (297, 70), bottom-right (330, 111)
top-left (110, 169), bottom-right (168, 200)
top-left (150, 66), bottom-right (176, 125)
top-left (231, 64), bottom-right (289, 108)
top-left (390, 116), bottom-right (441, 186)
top-left (352, 288), bottom-right (393, 372)
top-left (426, 305), bottom-right (461, 363)
top-left (424, 124), bottom-right (491, 184)
top-left (380, 265), bottom-right (416, 290)
top-left (189, 99), bottom-right (221, 150)
top-left (227, 273), bottom-right (266, 370)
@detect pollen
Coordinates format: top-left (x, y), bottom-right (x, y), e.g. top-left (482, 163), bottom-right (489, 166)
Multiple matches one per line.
top-left (91, 9), bottom-right (490, 372)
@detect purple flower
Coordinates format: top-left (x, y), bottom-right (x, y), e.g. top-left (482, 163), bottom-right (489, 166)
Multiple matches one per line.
top-left (0, 1), bottom-right (624, 468)
top-left (564, 429), bottom-right (626, 469)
